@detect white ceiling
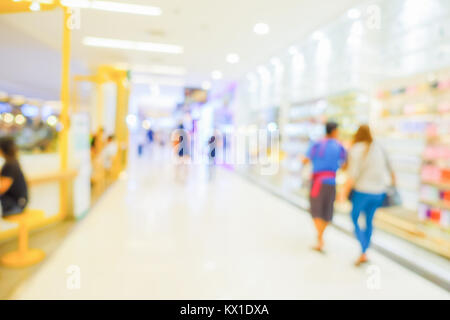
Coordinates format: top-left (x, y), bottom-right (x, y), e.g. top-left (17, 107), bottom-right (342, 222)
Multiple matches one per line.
top-left (0, 0), bottom-right (362, 92)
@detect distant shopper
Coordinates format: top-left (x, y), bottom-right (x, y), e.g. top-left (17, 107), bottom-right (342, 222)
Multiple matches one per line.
top-left (302, 122), bottom-right (347, 252)
top-left (207, 135), bottom-right (216, 181)
top-left (146, 128), bottom-right (155, 157)
top-left (0, 137), bottom-right (28, 217)
top-left (173, 130), bottom-right (190, 181)
top-left (147, 128), bottom-right (154, 144)
top-left (340, 125), bottom-right (396, 266)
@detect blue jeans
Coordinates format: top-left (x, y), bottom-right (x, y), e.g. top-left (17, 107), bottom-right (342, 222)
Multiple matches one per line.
top-left (350, 191), bottom-right (385, 254)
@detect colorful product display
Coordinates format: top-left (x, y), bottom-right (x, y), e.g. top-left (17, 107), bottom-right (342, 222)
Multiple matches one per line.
top-left (377, 72), bottom-right (450, 231)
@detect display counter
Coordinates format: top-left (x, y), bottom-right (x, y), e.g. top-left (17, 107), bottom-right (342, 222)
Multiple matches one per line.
top-left (0, 153), bottom-right (77, 241)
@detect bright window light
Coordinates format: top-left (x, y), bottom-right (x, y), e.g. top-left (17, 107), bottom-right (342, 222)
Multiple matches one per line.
top-left (211, 70), bottom-right (223, 80)
top-left (253, 23), bottom-right (270, 35)
top-left (226, 53), bottom-right (240, 64)
top-left (83, 37), bottom-right (183, 54)
top-left (61, 0), bottom-right (162, 16)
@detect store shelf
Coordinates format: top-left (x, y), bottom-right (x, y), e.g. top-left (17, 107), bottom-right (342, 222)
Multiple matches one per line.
top-left (421, 180), bottom-right (450, 190)
top-left (380, 114), bottom-right (442, 121)
top-left (421, 199), bottom-right (450, 211)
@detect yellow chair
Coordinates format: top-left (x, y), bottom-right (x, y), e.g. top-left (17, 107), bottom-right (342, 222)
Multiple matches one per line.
top-left (1, 209), bottom-right (46, 268)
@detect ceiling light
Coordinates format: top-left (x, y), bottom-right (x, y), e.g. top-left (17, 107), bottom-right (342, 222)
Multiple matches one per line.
top-left (61, 0), bottom-right (162, 16)
top-left (142, 120), bottom-right (152, 130)
top-left (3, 113), bottom-right (14, 124)
top-left (126, 114), bottom-right (137, 128)
top-left (347, 8), bottom-right (361, 19)
top-left (253, 23), bottom-right (270, 35)
top-left (211, 70), bottom-right (223, 80)
top-left (83, 37), bottom-right (183, 54)
top-left (201, 81), bottom-right (212, 90)
top-left (15, 114), bottom-right (26, 125)
top-left (131, 65), bottom-right (186, 76)
top-left (226, 53), bottom-right (240, 64)
top-left (47, 115), bottom-right (58, 127)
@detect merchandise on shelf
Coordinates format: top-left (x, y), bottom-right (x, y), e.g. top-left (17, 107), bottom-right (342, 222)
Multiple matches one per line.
top-left (376, 72), bottom-right (450, 230)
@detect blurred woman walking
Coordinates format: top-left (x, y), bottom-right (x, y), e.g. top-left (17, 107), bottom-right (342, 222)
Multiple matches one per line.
top-left (340, 125), bottom-right (396, 266)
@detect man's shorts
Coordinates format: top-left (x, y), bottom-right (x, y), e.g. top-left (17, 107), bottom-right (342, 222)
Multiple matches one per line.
top-left (309, 184), bottom-right (336, 222)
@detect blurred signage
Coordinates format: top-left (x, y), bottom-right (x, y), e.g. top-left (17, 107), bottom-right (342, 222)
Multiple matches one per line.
top-left (184, 88), bottom-right (208, 104)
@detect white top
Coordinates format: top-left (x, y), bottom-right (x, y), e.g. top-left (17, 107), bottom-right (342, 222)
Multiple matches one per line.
top-left (347, 141), bottom-right (393, 194)
top-left (103, 142), bottom-right (118, 169)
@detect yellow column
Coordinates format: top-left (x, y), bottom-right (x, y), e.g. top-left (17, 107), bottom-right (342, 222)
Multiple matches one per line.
top-left (59, 6), bottom-right (72, 219)
top-left (96, 80), bottom-right (104, 133)
top-left (114, 73), bottom-right (130, 177)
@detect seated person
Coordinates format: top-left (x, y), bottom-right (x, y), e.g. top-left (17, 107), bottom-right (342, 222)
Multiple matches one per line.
top-left (0, 137), bottom-right (28, 217)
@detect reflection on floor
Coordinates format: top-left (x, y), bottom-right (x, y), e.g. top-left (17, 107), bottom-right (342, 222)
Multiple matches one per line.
top-left (8, 150), bottom-right (450, 299)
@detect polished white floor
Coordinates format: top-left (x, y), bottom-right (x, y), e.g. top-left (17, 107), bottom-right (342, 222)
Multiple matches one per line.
top-left (11, 149), bottom-right (450, 299)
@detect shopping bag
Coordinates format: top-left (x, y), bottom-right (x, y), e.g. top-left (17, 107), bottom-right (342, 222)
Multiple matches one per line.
top-left (381, 186), bottom-right (402, 207)
top-left (348, 189), bottom-right (355, 201)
